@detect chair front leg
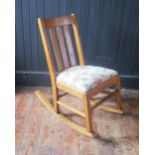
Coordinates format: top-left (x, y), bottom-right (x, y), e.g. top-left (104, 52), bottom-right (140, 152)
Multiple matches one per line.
top-left (53, 87), bottom-right (59, 113)
top-left (115, 76), bottom-right (122, 110)
top-left (84, 95), bottom-right (92, 132)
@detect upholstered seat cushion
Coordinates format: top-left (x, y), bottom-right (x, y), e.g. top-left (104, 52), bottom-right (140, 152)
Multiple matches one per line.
top-left (56, 65), bottom-right (118, 93)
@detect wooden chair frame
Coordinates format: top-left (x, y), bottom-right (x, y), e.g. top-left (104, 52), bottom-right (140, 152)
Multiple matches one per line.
top-left (36, 14), bottom-right (123, 137)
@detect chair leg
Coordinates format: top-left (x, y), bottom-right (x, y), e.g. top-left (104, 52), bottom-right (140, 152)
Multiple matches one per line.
top-left (115, 90), bottom-right (122, 109)
top-left (35, 90), bottom-right (93, 137)
top-left (115, 77), bottom-right (122, 110)
top-left (84, 95), bottom-right (92, 132)
top-left (53, 88), bottom-right (59, 113)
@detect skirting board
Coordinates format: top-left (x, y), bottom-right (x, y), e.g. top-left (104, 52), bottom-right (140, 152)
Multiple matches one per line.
top-left (15, 70), bottom-right (139, 89)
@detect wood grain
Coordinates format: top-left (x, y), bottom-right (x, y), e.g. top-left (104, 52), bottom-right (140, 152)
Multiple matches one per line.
top-left (63, 25), bottom-right (76, 66)
top-left (38, 14), bottom-right (122, 137)
top-left (56, 27), bottom-right (69, 68)
top-left (16, 87), bottom-right (139, 155)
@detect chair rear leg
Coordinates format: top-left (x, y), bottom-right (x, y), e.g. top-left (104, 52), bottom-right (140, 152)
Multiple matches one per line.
top-left (84, 95), bottom-right (92, 132)
top-left (115, 76), bottom-right (122, 110)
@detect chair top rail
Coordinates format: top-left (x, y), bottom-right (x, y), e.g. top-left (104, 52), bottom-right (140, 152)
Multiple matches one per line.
top-left (43, 14), bottom-right (75, 27)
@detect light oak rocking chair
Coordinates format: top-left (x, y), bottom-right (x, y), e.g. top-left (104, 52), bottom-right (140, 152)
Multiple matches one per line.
top-left (36, 14), bottom-right (123, 137)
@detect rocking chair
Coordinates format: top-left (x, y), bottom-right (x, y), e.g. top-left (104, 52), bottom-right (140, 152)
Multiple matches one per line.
top-left (36, 14), bottom-right (123, 137)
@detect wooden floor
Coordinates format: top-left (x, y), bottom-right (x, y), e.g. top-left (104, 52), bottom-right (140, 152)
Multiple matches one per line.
top-left (15, 87), bottom-right (139, 155)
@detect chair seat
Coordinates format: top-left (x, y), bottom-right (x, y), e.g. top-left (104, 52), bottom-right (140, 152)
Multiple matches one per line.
top-left (56, 65), bottom-right (118, 93)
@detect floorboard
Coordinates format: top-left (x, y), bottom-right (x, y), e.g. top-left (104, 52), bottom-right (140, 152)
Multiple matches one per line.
top-left (15, 86), bottom-right (139, 155)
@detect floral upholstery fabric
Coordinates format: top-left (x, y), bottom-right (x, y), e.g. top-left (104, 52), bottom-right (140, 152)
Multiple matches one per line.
top-left (56, 65), bottom-right (118, 93)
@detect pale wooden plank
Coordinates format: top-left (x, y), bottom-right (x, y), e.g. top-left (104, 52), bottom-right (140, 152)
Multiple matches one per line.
top-left (57, 82), bottom-right (85, 99)
top-left (15, 110), bottom-right (31, 154)
top-left (35, 110), bottom-right (80, 155)
top-left (34, 111), bottom-right (57, 155)
top-left (58, 100), bottom-right (85, 117)
top-left (16, 94), bottom-right (34, 111)
top-left (18, 111), bottom-right (44, 155)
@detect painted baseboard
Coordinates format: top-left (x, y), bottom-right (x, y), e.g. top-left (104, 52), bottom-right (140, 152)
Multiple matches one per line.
top-left (15, 70), bottom-right (139, 89)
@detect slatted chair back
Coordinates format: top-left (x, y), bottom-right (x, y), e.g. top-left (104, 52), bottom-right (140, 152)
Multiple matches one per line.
top-left (37, 14), bottom-right (85, 78)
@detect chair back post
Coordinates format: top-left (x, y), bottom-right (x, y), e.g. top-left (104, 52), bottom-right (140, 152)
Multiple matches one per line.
top-left (37, 18), bottom-right (57, 93)
top-left (70, 14), bottom-right (85, 65)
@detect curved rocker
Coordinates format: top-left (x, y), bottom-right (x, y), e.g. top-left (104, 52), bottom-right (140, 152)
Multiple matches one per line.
top-left (36, 14), bottom-right (123, 137)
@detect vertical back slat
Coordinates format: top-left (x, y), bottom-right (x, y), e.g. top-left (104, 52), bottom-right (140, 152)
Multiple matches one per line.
top-left (49, 28), bottom-right (63, 71)
top-left (37, 18), bottom-right (56, 86)
top-left (56, 27), bottom-right (69, 68)
top-left (39, 14), bottom-right (84, 73)
top-left (63, 25), bottom-right (76, 66)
